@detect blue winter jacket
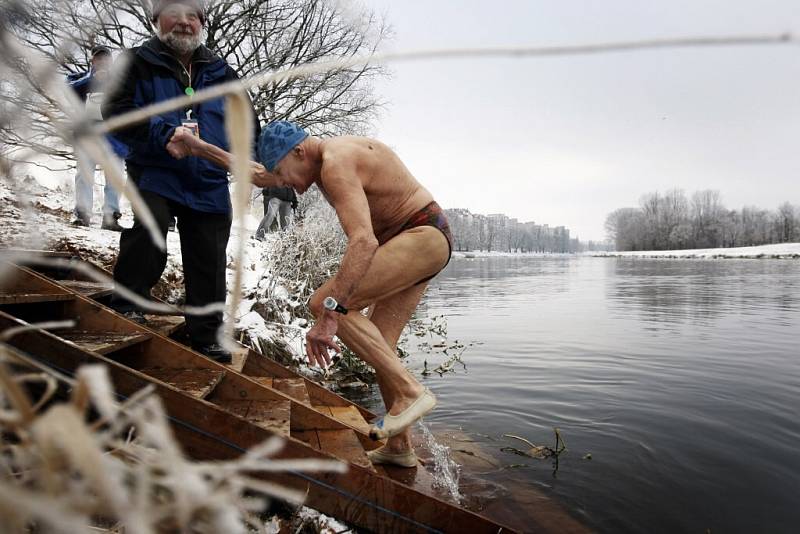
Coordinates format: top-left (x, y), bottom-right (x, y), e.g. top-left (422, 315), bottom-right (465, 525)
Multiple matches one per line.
top-left (67, 70), bottom-right (95, 101)
top-left (102, 37), bottom-right (260, 214)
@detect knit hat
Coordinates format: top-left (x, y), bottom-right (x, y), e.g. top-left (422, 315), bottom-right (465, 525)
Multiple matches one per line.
top-left (90, 45), bottom-right (112, 58)
top-left (151, 0), bottom-right (206, 25)
top-left (258, 121), bottom-right (309, 172)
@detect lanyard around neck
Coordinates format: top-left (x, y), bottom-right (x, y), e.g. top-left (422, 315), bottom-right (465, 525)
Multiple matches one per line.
top-left (182, 61), bottom-right (194, 97)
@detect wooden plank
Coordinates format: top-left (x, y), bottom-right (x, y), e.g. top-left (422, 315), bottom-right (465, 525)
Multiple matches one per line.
top-left (273, 377), bottom-right (310, 404)
top-left (59, 280), bottom-right (114, 298)
top-left (215, 399), bottom-right (251, 418)
top-left (7, 265), bottom-right (368, 440)
top-left (141, 367), bottom-right (226, 400)
top-left (242, 347), bottom-right (376, 421)
top-left (317, 429), bottom-right (374, 471)
top-left (250, 376), bottom-right (273, 388)
top-left (1, 264), bottom-right (74, 297)
top-left (313, 405), bottom-right (334, 417)
top-left (226, 345), bottom-right (248, 373)
top-left (167, 368), bottom-right (226, 399)
top-left (0, 293), bottom-right (75, 304)
top-left (142, 315), bottom-right (185, 337)
top-left (139, 367), bottom-right (184, 383)
top-left (293, 429), bottom-right (321, 450)
top-left (329, 406), bottom-right (371, 434)
top-left (1, 249), bottom-right (73, 258)
top-left (0, 311), bottom-right (520, 534)
top-left (247, 399), bottom-right (291, 436)
top-left (58, 330), bottom-right (150, 355)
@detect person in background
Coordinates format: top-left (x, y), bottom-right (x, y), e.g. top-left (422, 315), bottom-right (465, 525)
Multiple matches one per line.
top-left (255, 185), bottom-right (297, 240)
top-left (68, 45), bottom-right (127, 231)
top-left (102, 0), bottom-right (260, 363)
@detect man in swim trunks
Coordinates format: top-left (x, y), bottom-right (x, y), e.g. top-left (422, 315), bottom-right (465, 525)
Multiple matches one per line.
top-left (166, 121), bottom-right (452, 467)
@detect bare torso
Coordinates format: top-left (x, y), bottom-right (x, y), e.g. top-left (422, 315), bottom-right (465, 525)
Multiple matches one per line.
top-left (317, 137), bottom-right (434, 244)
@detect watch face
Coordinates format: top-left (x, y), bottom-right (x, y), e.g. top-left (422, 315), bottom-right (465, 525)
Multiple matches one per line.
top-left (323, 297), bottom-right (336, 310)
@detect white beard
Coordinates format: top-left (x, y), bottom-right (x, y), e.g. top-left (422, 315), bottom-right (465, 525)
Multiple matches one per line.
top-left (157, 27), bottom-right (203, 56)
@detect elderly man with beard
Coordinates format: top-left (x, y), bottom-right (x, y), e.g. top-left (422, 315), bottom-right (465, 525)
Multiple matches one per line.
top-left (103, 0), bottom-right (260, 363)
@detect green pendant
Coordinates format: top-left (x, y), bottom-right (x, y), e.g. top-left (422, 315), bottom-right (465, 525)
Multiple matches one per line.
top-left (185, 87), bottom-right (195, 97)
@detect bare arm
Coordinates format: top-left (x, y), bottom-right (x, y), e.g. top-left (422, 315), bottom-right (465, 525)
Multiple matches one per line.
top-left (304, 152), bottom-right (377, 367)
top-left (320, 155), bottom-right (379, 309)
top-left (166, 127), bottom-right (275, 187)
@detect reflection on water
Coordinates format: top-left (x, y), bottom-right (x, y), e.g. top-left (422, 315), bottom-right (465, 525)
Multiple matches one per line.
top-left (608, 260), bottom-right (800, 329)
top-left (411, 256), bottom-right (800, 534)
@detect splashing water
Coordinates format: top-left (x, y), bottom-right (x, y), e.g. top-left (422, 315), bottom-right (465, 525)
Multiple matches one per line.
top-left (419, 421), bottom-right (463, 504)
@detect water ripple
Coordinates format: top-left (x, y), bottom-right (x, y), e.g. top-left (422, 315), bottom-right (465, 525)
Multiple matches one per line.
top-left (416, 256), bottom-right (800, 534)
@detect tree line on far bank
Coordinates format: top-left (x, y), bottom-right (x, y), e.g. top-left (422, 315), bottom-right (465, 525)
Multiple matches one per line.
top-left (605, 189), bottom-right (799, 251)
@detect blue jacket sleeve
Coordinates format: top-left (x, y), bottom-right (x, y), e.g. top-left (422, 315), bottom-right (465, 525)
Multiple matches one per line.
top-left (68, 71), bottom-right (92, 102)
top-left (101, 52), bottom-right (179, 156)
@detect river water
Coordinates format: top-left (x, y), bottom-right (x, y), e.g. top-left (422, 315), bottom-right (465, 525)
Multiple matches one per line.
top-left (396, 255), bottom-right (800, 533)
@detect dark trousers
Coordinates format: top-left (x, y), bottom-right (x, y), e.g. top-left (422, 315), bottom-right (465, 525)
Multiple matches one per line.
top-left (110, 190), bottom-right (232, 348)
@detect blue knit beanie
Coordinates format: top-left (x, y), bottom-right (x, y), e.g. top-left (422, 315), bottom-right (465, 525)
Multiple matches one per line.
top-left (258, 121), bottom-right (309, 172)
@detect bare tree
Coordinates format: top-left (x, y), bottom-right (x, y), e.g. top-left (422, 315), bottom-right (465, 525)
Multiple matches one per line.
top-left (691, 189), bottom-right (725, 248)
top-left (606, 189), bottom-right (798, 251)
top-left (775, 202), bottom-right (798, 243)
top-left (605, 207), bottom-right (644, 251)
top-left (1, 0), bottom-right (389, 165)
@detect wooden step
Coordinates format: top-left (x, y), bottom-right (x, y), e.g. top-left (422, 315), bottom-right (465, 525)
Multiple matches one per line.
top-left (250, 376), bottom-right (274, 388)
top-left (142, 314), bottom-right (186, 337)
top-left (58, 330), bottom-right (150, 355)
top-left (215, 398), bottom-right (290, 435)
top-left (314, 405), bottom-right (372, 435)
top-left (226, 345), bottom-right (248, 373)
top-left (295, 428), bottom-right (374, 471)
top-left (140, 367), bottom-right (225, 399)
top-left (0, 292), bottom-right (74, 304)
top-left (59, 280), bottom-right (114, 299)
top-left (273, 377), bottom-right (310, 404)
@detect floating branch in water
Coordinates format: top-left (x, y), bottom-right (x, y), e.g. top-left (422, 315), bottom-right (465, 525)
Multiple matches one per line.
top-left (502, 428), bottom-right (567, 459)
top-left (501, 428), bottom-right (568, 476)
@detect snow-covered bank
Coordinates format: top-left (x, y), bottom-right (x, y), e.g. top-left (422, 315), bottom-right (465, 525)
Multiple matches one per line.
top-left (593, 243), bottom-right (800, 259)
top-left (452, 250), bottom-right (575, 259)
top-left (0, 173), bottom-right (302, 349)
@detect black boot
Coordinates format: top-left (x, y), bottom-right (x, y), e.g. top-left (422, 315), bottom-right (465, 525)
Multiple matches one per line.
top-left (194, 343), bottom-right (232, 364)
top-left (72, 210), bottom-right (90, 227)
top-left (101, 211), bottom-right (125, 232)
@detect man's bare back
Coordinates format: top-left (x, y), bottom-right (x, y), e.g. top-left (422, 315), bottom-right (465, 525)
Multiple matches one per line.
top-left (317, 136), bottom-right (434, 244)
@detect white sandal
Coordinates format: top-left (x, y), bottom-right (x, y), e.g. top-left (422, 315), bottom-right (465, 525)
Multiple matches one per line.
top-left (369, 388), bottom-right (437, 440)
top-left (367, 446), bottom-right (419, 468)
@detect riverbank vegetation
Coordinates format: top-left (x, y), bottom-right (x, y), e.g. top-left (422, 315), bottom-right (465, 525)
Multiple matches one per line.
top-left (605, 189), bottom-right (799, 252)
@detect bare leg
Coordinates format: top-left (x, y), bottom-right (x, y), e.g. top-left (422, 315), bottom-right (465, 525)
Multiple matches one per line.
top-left (369, 283), bottom-right (428, 453)
top-left (309, 226), bottom-right (449, 443)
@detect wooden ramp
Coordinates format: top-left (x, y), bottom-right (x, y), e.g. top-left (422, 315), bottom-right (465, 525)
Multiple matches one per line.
top-left (0, 257), bottom-right (517, 533)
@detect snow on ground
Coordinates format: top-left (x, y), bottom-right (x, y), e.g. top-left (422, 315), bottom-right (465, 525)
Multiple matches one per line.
top-left (452, 250), bottom-right (574, 258)
top-left (593, 243), bottom-right (800, 259)
top-left (451, 244), bottom-right (800, 260)
top-left (1, 172), bottom-right (357, 529)
top-left (0, 172), bottom-right (310, 364)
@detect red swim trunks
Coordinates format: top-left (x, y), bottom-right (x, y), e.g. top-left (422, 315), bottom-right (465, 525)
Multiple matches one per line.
top-left (397, 201), bottom-right (453, 283)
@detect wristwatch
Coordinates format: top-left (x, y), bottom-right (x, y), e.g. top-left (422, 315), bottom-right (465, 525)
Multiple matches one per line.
top-left (323, 296), bottom-right (348, 315)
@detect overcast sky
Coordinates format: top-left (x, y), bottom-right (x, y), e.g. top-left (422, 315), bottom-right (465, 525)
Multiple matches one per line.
top-left (360, 0), bottom-right (800, 241)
